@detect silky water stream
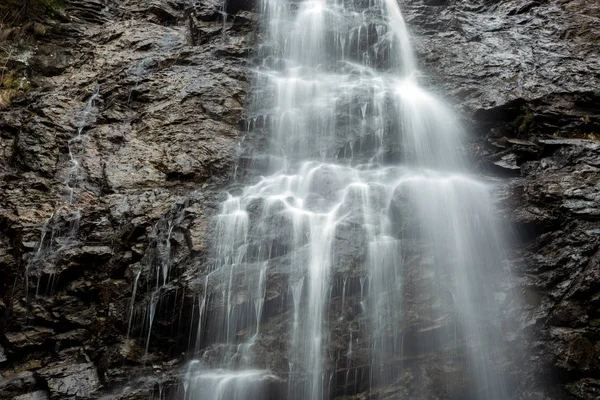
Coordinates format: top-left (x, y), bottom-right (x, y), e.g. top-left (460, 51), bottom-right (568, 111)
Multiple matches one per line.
top-left (183, 0), bottom-right (513, 398)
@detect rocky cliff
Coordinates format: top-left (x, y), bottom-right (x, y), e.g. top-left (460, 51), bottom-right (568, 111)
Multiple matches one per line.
top-left (0, 0), bottom-right (255, 398)
top-left (409, 0), bottom-right (600, 397)
top-left (0, 0), bottom-right (598, 399)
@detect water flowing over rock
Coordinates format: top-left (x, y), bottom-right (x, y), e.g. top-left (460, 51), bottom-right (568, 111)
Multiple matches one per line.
top-left (0, 0), bottom-right (599, 399)
top-left (183, 0), bottom-right (515, 398)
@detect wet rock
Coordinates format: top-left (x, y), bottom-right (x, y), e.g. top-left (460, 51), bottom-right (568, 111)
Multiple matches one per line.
top-left (38, 362), bottom-right (101, 399)
top-left (187, 217), bottom-right (210, 253)
top-left (566, 378), bottom-right (600, 400)
top-left (29, 44), bottom-right (73, 77)
top-left (0, 371), bottom-right (38, 397)
top-left (54, 330), bottom-right (90, 348)
top-left (5, 327), bottom-right (55, 349)
top-left (0, 0), bottom-right (252, 395)
top-left (14, 391), bottom-right (50, 400)
top-left (408, 0), bottom-right (600, 127)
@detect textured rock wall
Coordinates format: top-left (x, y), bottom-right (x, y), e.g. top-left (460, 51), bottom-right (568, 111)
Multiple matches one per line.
top-left (0, 0), bottom-right (255, 398)
top-left (404, 0), bottom-right (600, 398)
top-left (0, 0), bottom-right (598, 399)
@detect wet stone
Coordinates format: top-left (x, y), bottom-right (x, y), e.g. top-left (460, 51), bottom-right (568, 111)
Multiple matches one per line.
top-left (38, 363), bottom-right (101, 399)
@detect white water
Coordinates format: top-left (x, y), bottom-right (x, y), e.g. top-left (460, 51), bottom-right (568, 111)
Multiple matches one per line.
top-left (186, 0), bottom-right (511, 398)
top-left (184, 362), bottom-right (276, 400)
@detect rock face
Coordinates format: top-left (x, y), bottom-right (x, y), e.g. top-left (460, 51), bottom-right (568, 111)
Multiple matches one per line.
top-left (0, 0), bottom-right (598, 399)
top-left (0, 0), bottom-right (255, 398)
top-left (404, 1), bottom-right (600, 397)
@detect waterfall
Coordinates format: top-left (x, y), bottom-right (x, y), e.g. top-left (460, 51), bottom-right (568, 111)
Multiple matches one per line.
top-left (185, 0), bottom-right (512, 398)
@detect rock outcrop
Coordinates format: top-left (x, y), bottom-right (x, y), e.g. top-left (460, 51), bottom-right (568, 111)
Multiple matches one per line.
top-left (0, 0), bottom-right (255, 398)
top-left (0, 0), bottom-right (598, 399)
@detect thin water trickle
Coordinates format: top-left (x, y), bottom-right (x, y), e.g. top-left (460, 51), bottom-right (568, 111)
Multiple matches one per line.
top-left (183, 0), bottom-right (513, 398)
top-left (123, 200), bottom-right (193, 363)
top-left (66, 88), bottom-right (100, 204)
top-left (25, 88), bottom-right (101, 303)
top-left (126, 269), bottom-right (142, 340)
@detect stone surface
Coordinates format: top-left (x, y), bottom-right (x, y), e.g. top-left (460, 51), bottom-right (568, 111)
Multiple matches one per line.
top-left (39, 362), bottom-right (100, 398)
top-left (0, 0), bottom-right (253, 398)
top-left (14, 391), bottom-right (50, 400)
top-left (403, 1), bottom-right (600, 398)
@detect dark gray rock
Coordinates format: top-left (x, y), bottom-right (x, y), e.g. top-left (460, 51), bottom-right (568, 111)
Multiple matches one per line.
top-left (38, 362), bottom-right (101, 399)
top-left (0, 0), bottom-right (253, 398)
top-left (14, 391), bottom-right (50, 400)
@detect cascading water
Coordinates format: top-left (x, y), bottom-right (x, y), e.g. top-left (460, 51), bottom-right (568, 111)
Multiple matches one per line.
top-left (184, 0), bottom-right (513, 398)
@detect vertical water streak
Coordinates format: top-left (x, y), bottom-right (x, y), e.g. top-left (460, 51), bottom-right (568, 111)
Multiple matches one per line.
top-left (66, 88), bottom-right (100, 205)
top-left (126, 269), bottom-right (142, 340)
top-left (24, 88), bottom-right (101, 303)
